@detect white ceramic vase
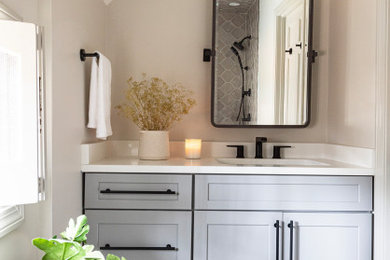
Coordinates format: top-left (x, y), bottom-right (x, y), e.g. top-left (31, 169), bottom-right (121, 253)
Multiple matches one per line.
top-left (138, 131), bottom-right (170, 160)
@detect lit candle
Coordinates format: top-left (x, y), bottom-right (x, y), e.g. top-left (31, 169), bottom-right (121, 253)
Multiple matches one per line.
top-left (185, 139), bottom-right (202, 159)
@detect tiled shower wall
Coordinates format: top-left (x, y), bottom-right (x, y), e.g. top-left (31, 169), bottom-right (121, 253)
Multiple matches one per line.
top-left (214, 1), bottom-right (259, 124)
top-left (215, 13), bottom-right (247, 124)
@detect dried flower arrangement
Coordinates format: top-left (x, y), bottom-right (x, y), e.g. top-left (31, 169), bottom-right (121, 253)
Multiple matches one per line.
top-left (115, 74), bottom-right (196, 131)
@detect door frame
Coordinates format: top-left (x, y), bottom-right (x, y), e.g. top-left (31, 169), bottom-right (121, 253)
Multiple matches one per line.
top-left (274, 0), bottom-right (308, 125)
top-left (375, 0), bottom-right (390, 259)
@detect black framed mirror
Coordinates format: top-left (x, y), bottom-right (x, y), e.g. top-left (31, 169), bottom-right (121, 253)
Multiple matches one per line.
top-left (210, 0), bottom-right (316, 128)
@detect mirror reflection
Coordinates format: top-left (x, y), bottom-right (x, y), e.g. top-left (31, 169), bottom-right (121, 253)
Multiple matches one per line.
top-left (212, 0), bottom-right (312, 127)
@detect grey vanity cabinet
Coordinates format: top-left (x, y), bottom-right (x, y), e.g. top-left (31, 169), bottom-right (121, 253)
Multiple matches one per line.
top-left (193, 211), bottom-right (372, 260)
top-left (84, 173), bottom-right (373, 260)
top-left (284, 213), bottom-right (372, 260)
top-left (84, 174), bottom-right (192, 260)
top-left (84, 174), bottom-right (192, 210)
top-left (193, 175), bottom-right (373, 260)
top-left (194, 211), bottom-right (282, 260)
top-left (195, 175), bottom-right (373, 211)
top-left (85, 210), bottom-right (192, 260)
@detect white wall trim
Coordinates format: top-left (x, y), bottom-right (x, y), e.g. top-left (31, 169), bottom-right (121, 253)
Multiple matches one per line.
top-left (0, 206), bottom-right (24, 238)
top-left (0, 2), bottom-right (22, 21)
top-left (375, 0), bottom-right (390, 259)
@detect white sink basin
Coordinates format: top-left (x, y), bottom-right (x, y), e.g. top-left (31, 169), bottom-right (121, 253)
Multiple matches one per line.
top-left (216, 158), bottom-right (330, 167)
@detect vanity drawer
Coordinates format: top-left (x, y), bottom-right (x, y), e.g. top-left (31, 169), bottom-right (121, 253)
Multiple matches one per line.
top-left (195, 175), bottom-right (373, 211)
top-left (86, 210), bottom-right (192, 260)
top-left (84, 174), bottom-right (192, 209)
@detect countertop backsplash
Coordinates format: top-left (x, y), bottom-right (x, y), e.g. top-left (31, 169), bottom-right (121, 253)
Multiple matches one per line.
top-left (81, 141), bottom-right (375, 169)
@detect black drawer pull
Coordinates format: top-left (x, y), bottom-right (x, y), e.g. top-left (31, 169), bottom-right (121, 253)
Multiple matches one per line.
top-left (274, 220), bottom-right (280, 260)
top-left (288, 221), bottom-right (294, 260)
top-left (100, 244), bottom-right (178, 251)
top-left (100, 189), bottom-right (177, 195)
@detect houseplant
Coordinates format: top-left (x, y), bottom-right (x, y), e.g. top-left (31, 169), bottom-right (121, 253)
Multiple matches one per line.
top-left (116, 74), bottom-right (196, 160)
top-left (32, 215), bottom-right (125, 260)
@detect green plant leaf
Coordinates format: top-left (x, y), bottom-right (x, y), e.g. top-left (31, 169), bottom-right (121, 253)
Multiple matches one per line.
top-left (84, 250), bottom-right (105, 259)
top-left (33, 238), bottom-right (84, 260)
top-left (33, 215), bottom-right (126, 260)
top-left (32, 238), bottom-right (56, 251)
top-left (106, 255), bottom-right (119, 260)
top-left (83, 245), bottom-right (105, 260)
top-left (62, 242), bottom-right (81, 259)
top-left (106, 254), bottom-right (126, 260)
top-left (33, 238), bottom-right (67, 259)
top-left (82, 245), bottom-right (94, 253)
top-left (61, 215), bottom-right (89, 243)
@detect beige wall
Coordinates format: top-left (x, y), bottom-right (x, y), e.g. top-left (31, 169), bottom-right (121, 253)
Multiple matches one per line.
top-left (51, 0), bottom-right (107, 234)
top-left (326, 0), bottom-right (376, 148)
top-left (0, 0), bottom-right (378, 257)
top-left (107, 0), bottom-right (328, 143)
top-left (107, 0), bottom-right (375, 148)
top-left (0, 0), bottom-right (51, 259)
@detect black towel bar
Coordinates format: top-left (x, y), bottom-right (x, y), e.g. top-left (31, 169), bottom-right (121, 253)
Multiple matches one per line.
top-left (80, 49), bottom-right (99, 62)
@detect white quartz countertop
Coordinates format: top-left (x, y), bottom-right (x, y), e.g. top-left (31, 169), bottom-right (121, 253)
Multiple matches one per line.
top-left (81, 157), bottom-right (374, 176)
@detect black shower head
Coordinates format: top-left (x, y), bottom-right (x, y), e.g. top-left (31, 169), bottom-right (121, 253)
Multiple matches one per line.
top-left (233, 41), bottom-right (245, 51)
top-left (230, 46), bottom-right (239, 56)
top-left (233, 35), bottom-right (252, 50)
top-left (230, 46), bottom-right (244, 70)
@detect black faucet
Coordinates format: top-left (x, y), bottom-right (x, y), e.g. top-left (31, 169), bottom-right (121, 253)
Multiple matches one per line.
top-left (273, 145), bottom-right (292, 159)
top-left (227, 145), bottom-right (245, 158)
top-left (255, 137), bottom-right (267, 159)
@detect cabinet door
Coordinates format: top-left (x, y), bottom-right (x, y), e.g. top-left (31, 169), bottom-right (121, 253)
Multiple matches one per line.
top-left (86, 210), bottom-right (192, 260)
top-left (195, 175), bottom-right (372, 211)
top-left (194, 211), bottom-right (282, 260)
top-left (283, 213), bottom-right (372, 260)
top-left (85, 174), bottom-right (192, 210)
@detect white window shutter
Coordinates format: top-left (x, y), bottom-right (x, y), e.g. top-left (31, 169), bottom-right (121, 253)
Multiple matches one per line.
top-left (0, 20), bottom-right (44, 206)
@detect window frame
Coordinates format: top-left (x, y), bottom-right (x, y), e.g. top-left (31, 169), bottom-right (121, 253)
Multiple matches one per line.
top-left (0, 206), bottom-right (24, 238)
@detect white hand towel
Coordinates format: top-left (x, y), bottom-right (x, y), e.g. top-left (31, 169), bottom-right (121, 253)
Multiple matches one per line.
top-left (87, 51), bottom-right (112, 140)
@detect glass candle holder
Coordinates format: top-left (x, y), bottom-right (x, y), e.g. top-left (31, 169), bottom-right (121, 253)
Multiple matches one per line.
top-left (185, 139), bottom-right (202, 159)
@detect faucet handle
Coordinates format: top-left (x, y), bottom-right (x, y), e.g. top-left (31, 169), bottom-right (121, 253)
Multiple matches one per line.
top-left (273, 146), bottom-right (292, 159)
top-left (256, 137), bottom-right (268, 142)
top-left (227, 145), bottom-right (245, 159)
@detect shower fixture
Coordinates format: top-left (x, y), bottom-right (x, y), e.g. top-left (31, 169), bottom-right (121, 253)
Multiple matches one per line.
top-left (230, 46), bottom-right (251, 122)
top-left (233, 35), bottom-right (252, 51)
top-left (230, 46), bottom-right (243, 68)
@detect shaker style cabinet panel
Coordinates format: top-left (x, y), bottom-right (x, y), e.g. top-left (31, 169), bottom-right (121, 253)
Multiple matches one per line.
top-left (193, 211), bottom-right (282, 260)
top-left (83, 173), bottom-right (373, 260)
top-left (86, 210), bottom-right (192, 260)
top-left (85, 174), bottom-right (192, 209)
top-left (195, 175), bottom-right (372, 211)
top-left (283, 213), bottom-right (372, 260)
